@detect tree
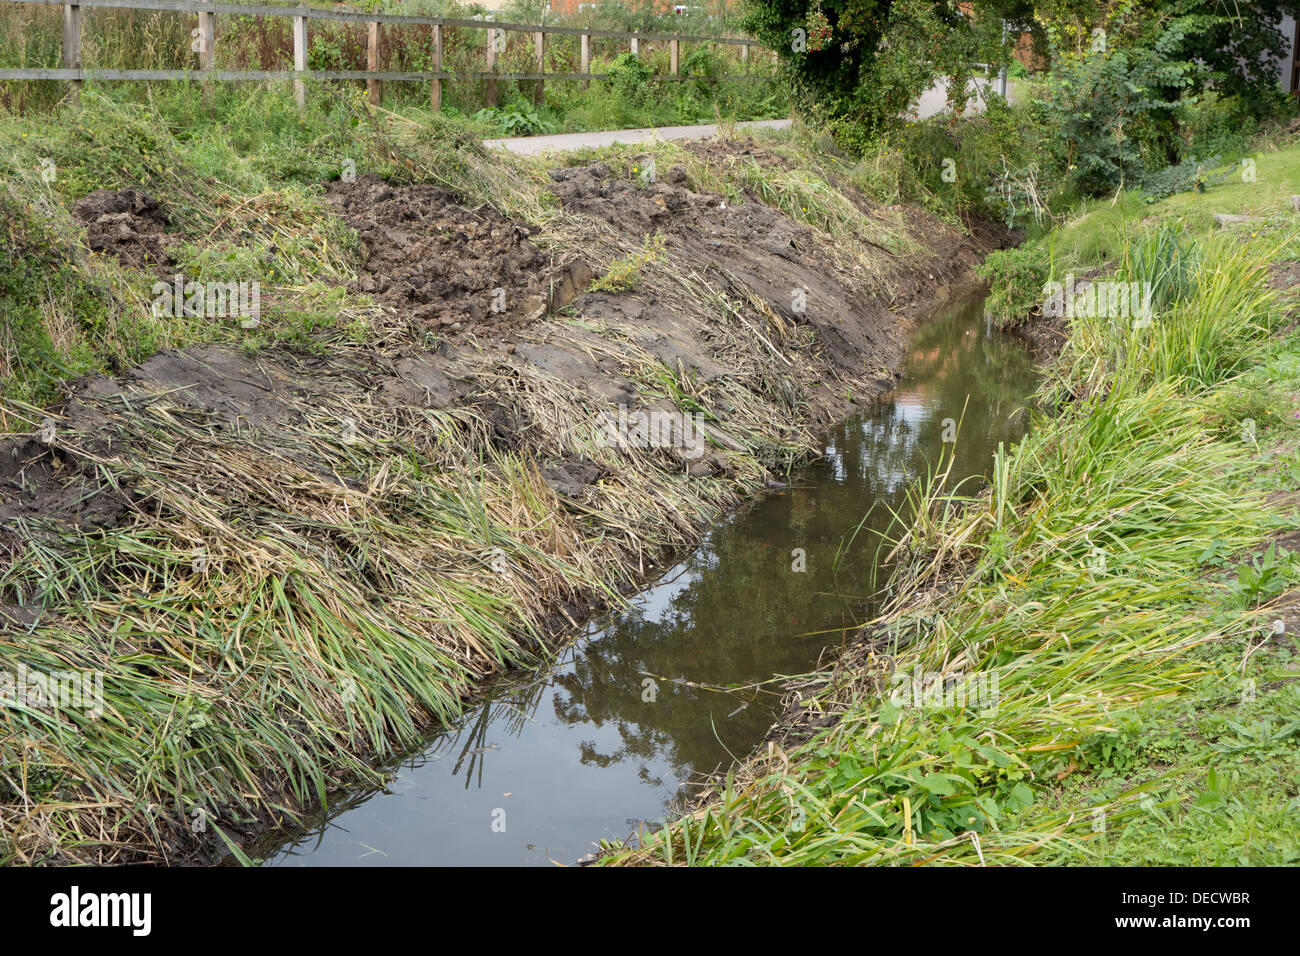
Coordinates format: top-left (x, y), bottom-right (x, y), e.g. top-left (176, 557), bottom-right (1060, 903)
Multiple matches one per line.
top-left (741, 0), bottom-right (1029, 149)
top-left (745, 0), bottom-right (1292, 152)
top-left (1037, 2), bottom-right (1293, 196)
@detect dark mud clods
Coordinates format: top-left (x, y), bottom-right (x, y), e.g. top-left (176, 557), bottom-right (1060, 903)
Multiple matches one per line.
top-left (70, 187), bottom-right (176, 273)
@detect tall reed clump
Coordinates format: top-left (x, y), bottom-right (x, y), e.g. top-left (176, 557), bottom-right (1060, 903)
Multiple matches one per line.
top-left (1060, 229), bottom-right (1280, 399)
top-left (602, 230), bottom-right (1286, 866)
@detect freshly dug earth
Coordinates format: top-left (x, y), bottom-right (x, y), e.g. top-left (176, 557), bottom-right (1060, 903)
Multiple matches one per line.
top-left (549, 161), bottom-right (899, 379)
top-left (70, 187), bottom-right (176, 273)
top-left (0, 434), bottom-right (133, 565)
top-left (1, 138), bottom-right (995, 864)
top-left (327, 175), bottom-right (585, 334)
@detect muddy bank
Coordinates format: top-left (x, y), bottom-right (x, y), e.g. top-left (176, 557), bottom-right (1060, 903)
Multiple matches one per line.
top-left (254, 287), bottom-right (1041, 867)
top-left (0, 139), bottom-right (999, 864)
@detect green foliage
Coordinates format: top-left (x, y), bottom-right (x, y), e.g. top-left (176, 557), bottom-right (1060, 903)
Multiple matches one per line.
top-left (977, 243), bottom-right (1052, 327)
top-left (1037, 4), bottom-right (1292, 199)
top-left (474, 101), bottom-right (556, 137)
top-left (1039, 40), bottom-right (1191, 196)
top-left (307, 30), bottom-right (348, 72)
top-left (603, 51), bottom-right (655, 107)
top-left (741, 0), bottom-right (1010, 151)
top-left (1136, 154), bottom-right (1232, 201)
top-left (899, 97), bottom-right (1061, 223)
top-left (1114, 223), bottom-right (1198, 314)
top-left (0, 191), bottom-right (147, 404)
top-left (1229, 542), bottom-right (1295, 609)
top-left (588, 233), bottom-right (667, 293)
top-left (1174, 92), bottom-right (1263, 163)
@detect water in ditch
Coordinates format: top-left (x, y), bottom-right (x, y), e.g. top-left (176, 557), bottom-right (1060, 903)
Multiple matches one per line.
top-left (254, 291), bottom-right (1038, 866)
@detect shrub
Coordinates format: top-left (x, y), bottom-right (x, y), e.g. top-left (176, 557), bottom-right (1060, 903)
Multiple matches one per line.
top-left (977, 242), bottom-right (1053, 328)
top-left (603, 52), bottom-right (654, 108)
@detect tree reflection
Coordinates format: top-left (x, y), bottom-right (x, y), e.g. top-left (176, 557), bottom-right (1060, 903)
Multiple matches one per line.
top-left (540, 296), bottom-right (1040, 787)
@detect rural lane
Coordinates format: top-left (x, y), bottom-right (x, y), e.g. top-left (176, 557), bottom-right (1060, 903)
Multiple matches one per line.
top-left (483, 75), bottom-right (1005, 155)
top-left (483, 118), bottom-right (793, 155)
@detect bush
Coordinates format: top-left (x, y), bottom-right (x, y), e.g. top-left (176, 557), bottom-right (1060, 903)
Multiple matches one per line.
top-left (603, 52), bottom-right (654, 108)
top-left (894, 98), bottom-right (1062, 225)
top-left (474, 101), bottom-right (556, 137)
top-left (977, 242), bottom-right (1053, 328)
top-left (1175, 92), bottom-right (1260, 162)
top-left (1040, 41), bottom-right (1190, 198)
top-left (742, 0), bottom-right (1004, 153)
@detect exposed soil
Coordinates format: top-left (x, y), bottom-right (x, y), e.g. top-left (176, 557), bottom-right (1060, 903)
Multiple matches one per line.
top-left (679, 135), bottom-right (799, 174)
top-left (0, 433), bottom-right (133, 565)
top-left (1010, 311), bottom-right (1069, 363)
top-left (548, 160), bottom-right (981, 390)
top-left (326, 175), bottom-right (588, 334)
top-left (70, 187), bottom-right (177, 273)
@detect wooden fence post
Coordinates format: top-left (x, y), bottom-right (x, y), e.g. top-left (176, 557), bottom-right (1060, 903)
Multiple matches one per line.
top-left (485, 27), bottom-right (498, 107)
top-left (367, 21), bottom-right (379, 105)
top-left (62, 3), bottom-right (81, 94)
top-left (431, 22), bottom-right (442, 111)
top-left (670, 38), bottom-right (678, 75)
top-left (293, 12), bottom-right (307, 109)
top-left (197, 10), bottom-right (217, 72)
top-left (630, 36), bottom-right (638, 57)
top-left (741, 43), bottom-right (749, 73)
top-left (533, 30), bottom-right (544, 106)
top-left (580, 33), bottom-right (589, 91)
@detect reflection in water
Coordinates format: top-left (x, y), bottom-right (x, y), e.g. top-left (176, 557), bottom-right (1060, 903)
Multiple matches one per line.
top-left (254, 294), bottom-right (1039, 866)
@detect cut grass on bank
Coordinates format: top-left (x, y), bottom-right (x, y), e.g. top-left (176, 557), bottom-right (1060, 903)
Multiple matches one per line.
top-left (602, 143), bottom-right (1300, 867)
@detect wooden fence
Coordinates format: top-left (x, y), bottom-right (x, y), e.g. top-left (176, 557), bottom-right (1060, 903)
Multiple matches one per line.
top-left (0, 0), bottom-right (771, 109)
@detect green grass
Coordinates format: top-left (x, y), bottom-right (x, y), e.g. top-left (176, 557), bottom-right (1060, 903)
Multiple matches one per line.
top-left (980, 143), bottom-right (1300, 327)
top-left (1014, 335), bottom-right (1300, 866)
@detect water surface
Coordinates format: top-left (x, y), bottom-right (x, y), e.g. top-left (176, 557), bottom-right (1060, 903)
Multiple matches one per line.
top-left (255, 293), bottom-right (1038, 866)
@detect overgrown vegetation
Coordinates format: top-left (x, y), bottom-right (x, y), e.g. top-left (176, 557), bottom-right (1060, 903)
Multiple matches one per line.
top-left (0, 2), bottom-right (786, 133)
top-left (741, 0), bottom-right (1293, 227)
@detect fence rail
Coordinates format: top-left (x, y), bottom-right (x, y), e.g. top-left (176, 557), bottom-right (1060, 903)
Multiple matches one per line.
top-left (0, 0), bottom-right (771, 109)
